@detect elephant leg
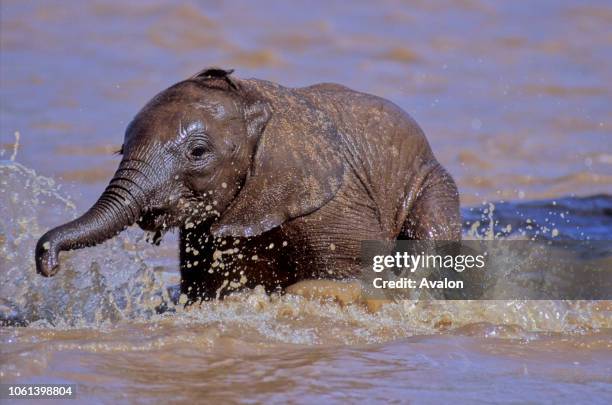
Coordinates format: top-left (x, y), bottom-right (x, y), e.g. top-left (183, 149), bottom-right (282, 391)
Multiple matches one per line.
top-left (179, 224), bottom-right (221, 303)
top-left (285, 279), bottom-right (392, 313)
top-left (398, 166), bottom-right (486, 298)
top-left (180, 224), bottom-right (296, 304)
top-left (399, 165), bottom-right (461, 241)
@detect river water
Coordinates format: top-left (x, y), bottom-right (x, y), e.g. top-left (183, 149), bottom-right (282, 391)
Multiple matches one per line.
top-left (1, 1), bottom-right (611, 403)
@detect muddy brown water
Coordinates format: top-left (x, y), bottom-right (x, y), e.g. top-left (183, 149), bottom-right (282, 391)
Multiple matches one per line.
top-left (1, 1), bottom-right (611, 403)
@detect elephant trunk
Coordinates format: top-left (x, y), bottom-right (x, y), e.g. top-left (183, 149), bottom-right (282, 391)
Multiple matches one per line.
top-left (35, 160), bottom-right (152, 277)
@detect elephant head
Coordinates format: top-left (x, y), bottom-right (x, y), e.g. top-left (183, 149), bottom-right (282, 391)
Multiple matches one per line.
top-left (36, 68), bottom-right (344, 277)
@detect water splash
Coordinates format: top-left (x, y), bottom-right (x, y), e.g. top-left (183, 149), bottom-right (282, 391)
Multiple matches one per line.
top-left (0, 160), bottom-right (173, 327)
top-left (462, 196), bottom-right (612, 240)
top-left (1, 159), bottom-right (610, 342)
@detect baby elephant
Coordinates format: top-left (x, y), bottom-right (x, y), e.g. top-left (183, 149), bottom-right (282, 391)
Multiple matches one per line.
top-left (36, 68), bottom-right (460, 303)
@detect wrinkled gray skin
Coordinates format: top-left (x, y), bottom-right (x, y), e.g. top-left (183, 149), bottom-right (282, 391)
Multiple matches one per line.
top-left (36, 68), bottom-right (461, 303)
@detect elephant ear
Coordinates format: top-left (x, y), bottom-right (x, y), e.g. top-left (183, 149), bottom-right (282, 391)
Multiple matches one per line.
top-left (211, 98), bottom-right (345, 238)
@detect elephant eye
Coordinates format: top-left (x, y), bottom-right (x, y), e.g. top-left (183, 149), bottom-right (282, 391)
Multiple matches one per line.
top-left (190, 146), bottom-right (207, 158)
